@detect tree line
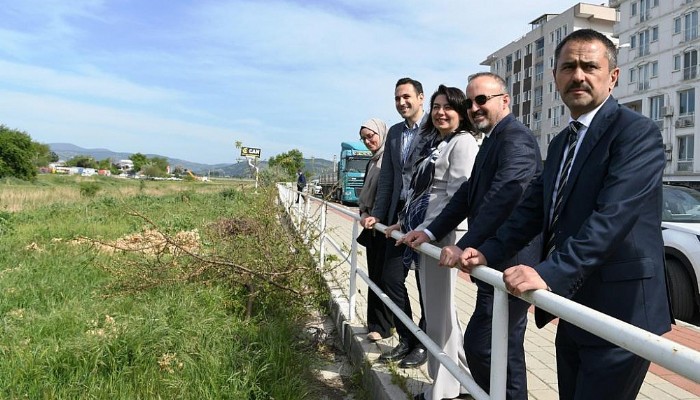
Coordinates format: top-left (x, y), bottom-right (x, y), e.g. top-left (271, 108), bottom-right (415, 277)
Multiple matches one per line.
top-left (1, 123), bottom-right (311, 182)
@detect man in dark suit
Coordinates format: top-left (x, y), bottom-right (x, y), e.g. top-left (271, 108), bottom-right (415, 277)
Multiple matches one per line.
top-left (401, 72), bottom-right (541, 399)
top-left (361, 77), bottom-right (430, 368)
top-left (460, 29), bottom-right (673, 400)
top-left (295, 169), bottom-right (306, 203)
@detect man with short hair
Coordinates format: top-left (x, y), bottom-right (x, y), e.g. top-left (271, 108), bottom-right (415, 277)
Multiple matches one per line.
top-left (361, 77), bottom-right (430, 368)
top-left (402, 72), bottom-right (541, 399)
top-left (295, 169), bottom-right (306, 203)
top-left (460, 29), bottom-right (673, 400)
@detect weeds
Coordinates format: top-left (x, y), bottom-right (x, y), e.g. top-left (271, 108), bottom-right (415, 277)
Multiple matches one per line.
top-left (0, 177), bottom-right (330, 398)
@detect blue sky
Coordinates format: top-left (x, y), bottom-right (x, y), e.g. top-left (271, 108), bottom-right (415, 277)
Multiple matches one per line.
top-left (0, 0), bottom-right (582, 164)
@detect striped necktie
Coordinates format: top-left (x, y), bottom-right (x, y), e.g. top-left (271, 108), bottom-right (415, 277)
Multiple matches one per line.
top-left (545, 120), bottom-right (582, 255)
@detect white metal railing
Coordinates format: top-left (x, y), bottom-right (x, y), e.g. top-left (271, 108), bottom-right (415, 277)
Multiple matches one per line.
top-left (277, 184), bottom-right (700, 400)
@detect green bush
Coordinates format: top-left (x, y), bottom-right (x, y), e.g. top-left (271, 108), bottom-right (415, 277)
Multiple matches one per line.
top-left (79, 182), bottom-right (101, 198)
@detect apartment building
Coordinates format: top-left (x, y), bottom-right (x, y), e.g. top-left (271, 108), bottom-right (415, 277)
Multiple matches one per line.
top-left (613, 0), bottom-right (700, 183)
top-left (480, 3), bottom-right (617, 159)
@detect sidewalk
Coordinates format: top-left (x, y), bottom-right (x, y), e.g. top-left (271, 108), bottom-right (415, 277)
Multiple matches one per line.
top-left (299, 200), bottom-right (700, 400)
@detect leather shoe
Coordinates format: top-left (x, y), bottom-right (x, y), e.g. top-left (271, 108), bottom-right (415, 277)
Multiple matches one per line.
top-left (399, 345), bottom-right (427, 368)
top-left (379, 341), bottom-right (411, 362)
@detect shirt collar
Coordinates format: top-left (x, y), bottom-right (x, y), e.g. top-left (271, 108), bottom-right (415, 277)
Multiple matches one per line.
top-left (568, 95), bottom-right (610, 128)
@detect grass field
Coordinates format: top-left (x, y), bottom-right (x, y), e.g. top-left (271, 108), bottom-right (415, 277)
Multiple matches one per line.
top-left (0, 175), bottom-right (334, 399)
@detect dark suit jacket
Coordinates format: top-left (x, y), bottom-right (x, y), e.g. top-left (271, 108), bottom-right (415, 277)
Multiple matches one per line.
top-left (479, 97), bottom-right (673, 345)
top-left (425, 113), bottom-right (542, 271)
top-left (372, 118), bottom-right (430, 225)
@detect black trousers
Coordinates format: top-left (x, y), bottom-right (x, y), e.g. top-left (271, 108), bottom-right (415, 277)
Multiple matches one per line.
top-left (463, 280), bottom-right (530, 400)
top-left (380, 237), bottom-right (426, 348)
top-left (555, 323), bottom-right (650, 400)
top-left (365, 231), bottom-right (393, 337)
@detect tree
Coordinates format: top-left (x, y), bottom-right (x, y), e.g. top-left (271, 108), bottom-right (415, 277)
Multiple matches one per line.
top-left (268, 149), bottom-right (304, 178)
top-left (142, 157), bottom-right (169, 177)
top-left (65, 155), bottom-right (98, 168)
top-left (31, 142), bottom-right (54, 167)
top-left (0, 125), bottom-right (37, 181)
top-left (129, 153), bottom-right (148, 173)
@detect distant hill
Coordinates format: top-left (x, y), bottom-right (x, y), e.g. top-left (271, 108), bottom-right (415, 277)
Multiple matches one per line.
top-left (48, 143), bottom-right (332, 178)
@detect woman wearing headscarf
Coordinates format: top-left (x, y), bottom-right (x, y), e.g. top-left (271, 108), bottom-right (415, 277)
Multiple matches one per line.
top-left (387, 85), bottom-right (478, 400)
top-left (357, 118), bottom-right (394, 342)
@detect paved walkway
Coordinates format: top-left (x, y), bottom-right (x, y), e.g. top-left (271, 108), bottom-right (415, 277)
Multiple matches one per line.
top-left (290, 198), bottom-right (700, 400)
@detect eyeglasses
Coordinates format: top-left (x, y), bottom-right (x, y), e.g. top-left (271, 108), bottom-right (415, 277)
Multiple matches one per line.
top-left (466, 93), bottom-right (505, 109)
top-left (360, 132), bottom-right (378, 141)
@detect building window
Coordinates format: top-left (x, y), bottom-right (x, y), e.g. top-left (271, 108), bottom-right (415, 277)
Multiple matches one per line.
top-left (674, 54), bottom-right (682, 71)
top-left (535, 62), bottom-right (544, 81)
top-left (536, 38), bottom-right (545, 58)
top-left (629, 68), bottom-right (637, 83)
top-left (638, 64), bottom-right (651, 90)
top-left (679, 88), bottom-right (696, 116)
top-left (526, 43), bottom-right (532, 55)
top-left (685, 11), bottom-right (699, 42)
top-left (552, 107), bottom-right (561, 127)
top-left (678, 135), bottom-right (694, 172)
top-left (522, 114), bottom-right (530, 126)
top-left (640, 0), bottom-right (653, 22)
top-left (638, 30), bottom-right (650, 57)
top-left (515, 49), bottom-right (522, 60)
top-left (652, 26), bottom-right (659, 41)
top-left (675, 17), bottom-right (682, 35)
top-left (554, 26), bottom-right (566, 46)
top-left (631, 1), bottom-right (637, 17)
top-left (630, 35), bottom-right (637, 49)
top-left (534, 86), bottom-right (543, 107)
top-left (650, 95), bottom-right (664, 121)
top-left (506, 54), bottom-right (513, 72)
top-left (652, 61), bottom-right (659, 77)
top-left (533, 111), bottom-right (542, 131)
top-left (683, 50), bottom-right (698, 80)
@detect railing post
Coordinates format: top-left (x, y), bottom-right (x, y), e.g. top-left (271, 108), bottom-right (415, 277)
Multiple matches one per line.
top-left (348, 221), bottom-right (359, 322)
top-left (303, 193), bottom-right (311, 242)
top-left (489, 284), bottom-right (509, 400)
top-left (319, 201), bottom-right (327, 269)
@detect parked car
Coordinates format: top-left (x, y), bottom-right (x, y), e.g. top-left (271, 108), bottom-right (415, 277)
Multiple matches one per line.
top-left (309, 179), bottom-right (323, 196)
top-left (662, 184), bottom-right (700, 320)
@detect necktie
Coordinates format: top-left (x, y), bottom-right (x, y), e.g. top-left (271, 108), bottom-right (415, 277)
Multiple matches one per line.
top-left (545, 121), bottom-right (582, 255)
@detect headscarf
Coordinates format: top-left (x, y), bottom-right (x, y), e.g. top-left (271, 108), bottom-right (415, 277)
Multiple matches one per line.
top-left (361, 118), bottom-right (388, 161)
top-left (357, 118), bottom-right (388, 218)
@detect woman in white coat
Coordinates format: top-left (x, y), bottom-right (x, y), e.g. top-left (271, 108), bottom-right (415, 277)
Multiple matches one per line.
top-left (387, 84), bottom-right (478, 400)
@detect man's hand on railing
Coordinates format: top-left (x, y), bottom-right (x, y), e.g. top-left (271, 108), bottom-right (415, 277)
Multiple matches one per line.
top-left (397, 230), bottom-right (430, 248)
top-left (360, 216), bottom-right (378, 229)
top-left (455, 247), bottom-right (487, 274)
top-left (503, 265), bottom-right (548, 296)
top-left (439, 245), bottom-right (462, 267)
top-left (385, 223), bottom-right (402, 240)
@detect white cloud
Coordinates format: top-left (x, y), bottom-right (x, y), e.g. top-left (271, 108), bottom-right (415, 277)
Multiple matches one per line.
top-left (0, 0), bottom-right (604, 165)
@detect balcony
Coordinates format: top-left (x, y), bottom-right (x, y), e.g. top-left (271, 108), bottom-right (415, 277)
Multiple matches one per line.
top-left (683, 65), bottom-right (698, 80)
top-left (637, 80), bottom-right (650, 91)
top-left (675, 116), bottom-right (696, 128)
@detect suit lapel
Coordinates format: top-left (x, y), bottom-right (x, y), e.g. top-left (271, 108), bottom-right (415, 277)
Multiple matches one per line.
top-left (468, 117), bottom-right (506, 204)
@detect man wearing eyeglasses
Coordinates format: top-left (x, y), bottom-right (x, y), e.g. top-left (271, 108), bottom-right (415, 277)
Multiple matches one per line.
top-left (400, 72), bottom-right (541, 399)
top-left (459, 29), bottom-right (672, 400)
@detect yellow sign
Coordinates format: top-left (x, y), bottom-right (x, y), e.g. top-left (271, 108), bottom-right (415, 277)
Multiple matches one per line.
top-left (241, 147), bottom-right (261, 158)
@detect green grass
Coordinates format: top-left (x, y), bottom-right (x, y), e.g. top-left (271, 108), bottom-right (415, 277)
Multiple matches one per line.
top-left (0, 178), bottom-right (329, 399)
